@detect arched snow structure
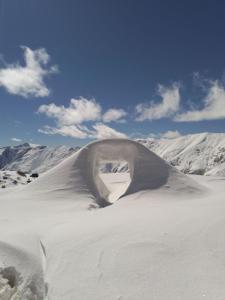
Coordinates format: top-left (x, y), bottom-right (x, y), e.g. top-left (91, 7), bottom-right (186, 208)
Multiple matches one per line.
top-left (24, 138), bottom-right (202, 208)
top-left (75, 139), bottom-right (170, 206)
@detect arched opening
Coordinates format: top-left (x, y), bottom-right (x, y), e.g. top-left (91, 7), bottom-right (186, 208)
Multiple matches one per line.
top-left (25, 139), bottom-right (202, 208)
top-left (98, 159), bottom-right (131, 203)
top-left (73, 139), bottom-right (170, 207)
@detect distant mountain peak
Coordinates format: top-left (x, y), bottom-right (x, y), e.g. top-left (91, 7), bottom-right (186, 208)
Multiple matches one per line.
top-left (0, 144), bottom-right (79, 173)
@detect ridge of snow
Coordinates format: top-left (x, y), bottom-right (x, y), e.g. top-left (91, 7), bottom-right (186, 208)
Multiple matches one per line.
top-left (0, 144), bottom-right (79, 174)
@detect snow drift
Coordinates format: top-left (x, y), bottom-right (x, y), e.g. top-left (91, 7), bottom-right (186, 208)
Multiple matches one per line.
top-left (1, 140), bottom-right (224, 300)
top-left (26, 139), bottom-right (202, 207)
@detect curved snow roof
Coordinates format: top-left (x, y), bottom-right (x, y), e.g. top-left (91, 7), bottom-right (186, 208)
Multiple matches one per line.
top-left (24, 139), bottom-right (203, 207)
top-left (74, 139), bottom-right (170, 206)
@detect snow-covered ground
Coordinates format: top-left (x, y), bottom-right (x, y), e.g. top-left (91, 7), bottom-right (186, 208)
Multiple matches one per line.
top-left (0, 170), bottom-right (38, 190)
top-left (99, 173), bottom-right (131, 202)
top-left (0, 139), bottom-right (225, 299)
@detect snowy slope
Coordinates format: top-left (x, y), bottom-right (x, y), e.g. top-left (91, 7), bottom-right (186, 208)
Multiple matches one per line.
top-left (0, 143), bottom-right (78, 173)
top-left (0, 139), bottom-right (225, 299)
top-left (141, 132), bottom-right (225, 176)
top-left (101, 133), bottom-right (225, 176)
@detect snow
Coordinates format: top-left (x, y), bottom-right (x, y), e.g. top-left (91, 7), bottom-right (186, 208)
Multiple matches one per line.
top-left (0, 143), bottom-right (78, 174)
top-left (140, 132), bottom-right (225, 176)
top-left (99, 173), bottom-right (131, 202)
top-left (0, 170), bottom-right (38, 190)
top-left (2, 132), bottom-right (225, 179)
top-left (93, 133), bottom-right (225, 177)
top-left (0, 138), bottom-right (225, 299)
top-left (20, 139), bottom-right (203, 208)
top-left (0, 236), bottom-right (46, 299)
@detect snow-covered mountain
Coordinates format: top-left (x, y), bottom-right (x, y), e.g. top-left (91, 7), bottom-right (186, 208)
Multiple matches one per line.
top-left (0, 143), bottom-right (79, 173)
top-left (1, 133), bottom-right (225, 177)
top-left (139, 132), bottom-right (225, 176)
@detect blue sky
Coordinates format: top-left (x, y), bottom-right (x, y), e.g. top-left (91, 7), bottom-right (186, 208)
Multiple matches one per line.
top-left (1, 0), bottom-right (225, 146)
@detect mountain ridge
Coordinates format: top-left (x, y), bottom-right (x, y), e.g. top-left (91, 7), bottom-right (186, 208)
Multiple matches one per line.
top-left (0, 143), bottom-right (79, 173)
top-left (1, 132), bottom-right (225, 176)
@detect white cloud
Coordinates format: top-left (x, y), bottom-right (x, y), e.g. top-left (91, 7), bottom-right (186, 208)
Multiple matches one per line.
top-left (161, 130), bottom-right (181, 139)
top-left (38, 125), bottom-right (90, 139)
top-left (174, 81), bottom-right (225, 122)
top-left (147, 130), bottom-right (181, 139)
top-left (39, 123), bottom-right (127, 140)
top-left (11, 137), bottom-right (22, 142)
top-left (38, 98), bottom-right (127, 139)
top-left (92, 123), bottom-right (127, 139)
top-left (136, 83), bottom-right (180, 121)
top-left (147, 133), bottom-right (158, 138)
top-left (0, 46), bottom-right (58, 98)
top-left (102, 108), bottom-right (127, 123)
top-left (38, 97), bottom-right (101, 125)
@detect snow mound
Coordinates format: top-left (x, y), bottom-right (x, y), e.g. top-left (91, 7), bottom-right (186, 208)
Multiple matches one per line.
top-left (27, 139), bottom-right (202, 207)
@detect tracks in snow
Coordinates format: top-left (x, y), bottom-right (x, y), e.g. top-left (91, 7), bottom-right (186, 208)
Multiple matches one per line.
top-left (0, 238), bottom-right (48, 300)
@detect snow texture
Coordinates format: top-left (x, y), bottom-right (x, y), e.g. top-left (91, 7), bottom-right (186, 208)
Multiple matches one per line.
top-left (101, 133), bottom-right (225, 177)
top-left (140, 132), bottom-right (225, 176)
top-left (23, 139), bottom-right (203, 207)
top-left (0, 138), bottom-right (224, 300)
top-left (2, 133), bottom-right (225, 178)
